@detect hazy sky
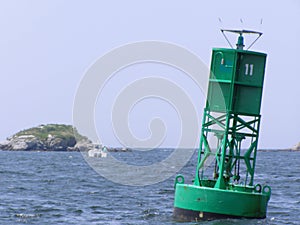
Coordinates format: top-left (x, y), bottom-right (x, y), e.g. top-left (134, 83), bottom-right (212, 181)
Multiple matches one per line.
top-left (0, 0), bottom-right (299, 149)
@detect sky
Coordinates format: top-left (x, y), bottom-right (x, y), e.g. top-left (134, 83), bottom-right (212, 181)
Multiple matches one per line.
top-left (0, 0), bottom-right (299, 149)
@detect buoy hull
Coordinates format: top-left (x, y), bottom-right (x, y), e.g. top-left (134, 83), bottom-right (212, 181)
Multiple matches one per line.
top-left (174, 207), bottom-right (243, 221)
top-left (173, 183), bottom-right (270, 222)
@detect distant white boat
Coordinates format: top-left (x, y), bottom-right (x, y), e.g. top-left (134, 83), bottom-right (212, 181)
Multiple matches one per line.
top-left (88, 146), bottom-right (108, 158)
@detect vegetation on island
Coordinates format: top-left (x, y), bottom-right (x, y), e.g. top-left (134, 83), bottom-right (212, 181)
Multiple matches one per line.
top-left (15, 124), bottom-right (88, 143)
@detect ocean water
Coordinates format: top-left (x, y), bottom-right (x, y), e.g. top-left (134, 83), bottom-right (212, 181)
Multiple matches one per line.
top-left (0, 149), bottom-right (299, 225)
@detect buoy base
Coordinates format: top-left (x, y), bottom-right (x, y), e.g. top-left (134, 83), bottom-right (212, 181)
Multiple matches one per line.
top-left (174, 207), bottom-right (243, 222)
top-left (173, 182), bottom-right (271, 222)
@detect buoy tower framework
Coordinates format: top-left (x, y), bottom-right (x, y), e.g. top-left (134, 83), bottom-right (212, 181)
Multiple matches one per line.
top-left (173, 30), bottom-right (271, 221)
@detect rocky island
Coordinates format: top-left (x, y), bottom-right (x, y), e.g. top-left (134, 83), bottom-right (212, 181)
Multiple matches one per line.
top-left (0, 124), bottom-right (131, 152)
top-left (0, 124), bottom-right (93, 151)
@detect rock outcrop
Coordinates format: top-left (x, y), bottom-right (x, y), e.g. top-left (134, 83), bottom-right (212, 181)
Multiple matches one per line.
top-left (0, 124), bottom-right (91, 151)
top-left (1, 135), bottom-right (44, 151)
top-left (291, 142), bottom-right (300, 151)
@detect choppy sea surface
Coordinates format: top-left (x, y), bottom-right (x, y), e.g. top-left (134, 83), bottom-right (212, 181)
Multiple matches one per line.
top-left (0, 149), bottom-right (299, 225)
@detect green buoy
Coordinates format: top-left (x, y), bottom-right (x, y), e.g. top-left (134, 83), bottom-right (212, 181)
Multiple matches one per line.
top-left (173, 29), bottom-right (271, 221)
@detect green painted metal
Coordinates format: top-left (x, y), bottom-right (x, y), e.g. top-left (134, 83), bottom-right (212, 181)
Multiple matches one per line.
top-left (174, 182), bottom-right (271, 221)
top-left (173, 30), bottom-right (271, 221)
top-left (207, 48), bottom-right (267, 115)
top-left (237, 34), bottom-right (244, 49)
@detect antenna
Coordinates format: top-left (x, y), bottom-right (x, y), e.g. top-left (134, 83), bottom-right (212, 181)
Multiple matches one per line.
top-left (220, 29), bottom-right (263, 50)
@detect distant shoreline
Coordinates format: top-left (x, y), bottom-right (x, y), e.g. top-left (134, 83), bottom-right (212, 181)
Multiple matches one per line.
top-left (0, 147), bottom-right (299, 152)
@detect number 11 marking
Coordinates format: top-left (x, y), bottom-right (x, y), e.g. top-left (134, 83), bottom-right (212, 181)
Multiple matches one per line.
top-left (245, 64), bottom-right (254, 76)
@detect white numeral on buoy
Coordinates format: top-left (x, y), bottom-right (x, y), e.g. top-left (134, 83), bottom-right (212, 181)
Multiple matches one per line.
top-left (245, 64), bottom-right (249, 75)
top-left (245, 64), bottom-right (254, 76)
top-left (249, 64), bottom-right (254, 76)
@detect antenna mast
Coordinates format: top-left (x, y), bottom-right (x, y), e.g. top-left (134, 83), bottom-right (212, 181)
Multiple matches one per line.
top-left (221, 29), bottom-right (263, 50)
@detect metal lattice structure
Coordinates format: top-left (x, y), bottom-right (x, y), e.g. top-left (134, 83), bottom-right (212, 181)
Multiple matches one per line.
top-left (195, 110), bottom-right (261, 189)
